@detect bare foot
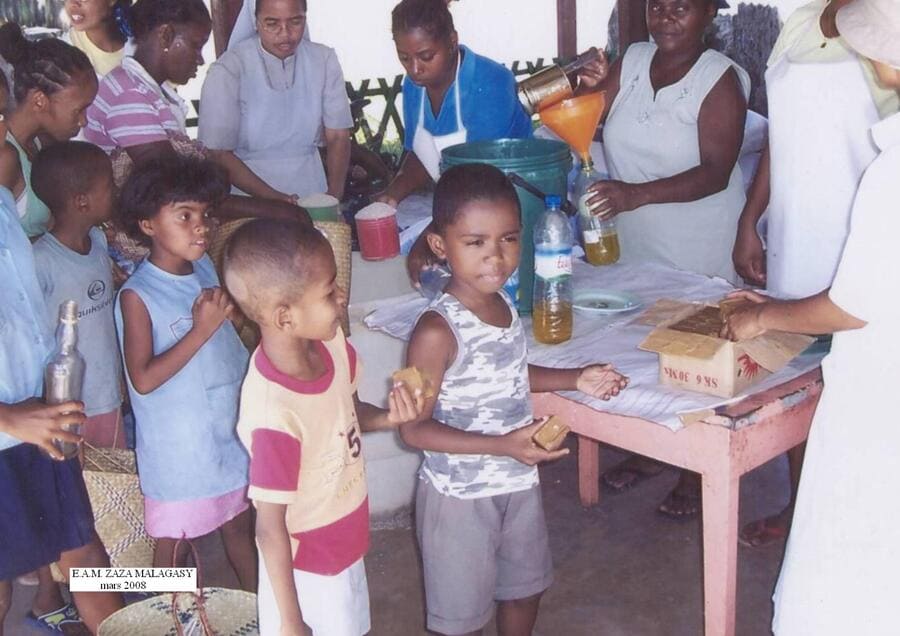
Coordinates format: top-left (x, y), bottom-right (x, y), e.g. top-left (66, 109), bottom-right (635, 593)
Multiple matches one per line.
top-left (658, 471), bottom-right (701, 519)
top-left (739, 508), bottom-right (792, 547)
top-left (602, 455), bottom-right (665, 493)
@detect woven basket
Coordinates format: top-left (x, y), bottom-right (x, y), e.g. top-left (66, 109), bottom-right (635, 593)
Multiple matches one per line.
top-left (98, 587), bottom-right (259, 636)
top-left (209, 218), bottom-right (353, 339)
top-left (83, 445), bottom-right (157, 568)
top-left (315, 220), bottom-right (353, 336)
top-left (50, 445), bottom-right (155, 583)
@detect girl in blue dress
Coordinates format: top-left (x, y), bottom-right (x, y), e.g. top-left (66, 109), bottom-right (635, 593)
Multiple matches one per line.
top-left (115, 157), bottom-right (256, 589)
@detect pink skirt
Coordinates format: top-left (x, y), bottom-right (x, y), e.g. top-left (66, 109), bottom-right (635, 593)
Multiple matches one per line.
top-left (144, 486), bottom-right (249, 539)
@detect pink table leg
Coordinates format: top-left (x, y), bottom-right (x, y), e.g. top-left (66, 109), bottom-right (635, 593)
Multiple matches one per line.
top-left (701, 452), bottom-right (740, 636)
top-left (577, 435), bottom-right (600, 507)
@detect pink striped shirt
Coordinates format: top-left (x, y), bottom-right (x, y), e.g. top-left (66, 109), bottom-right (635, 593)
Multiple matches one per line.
top-left (85, 57), bottom-right (186, 153)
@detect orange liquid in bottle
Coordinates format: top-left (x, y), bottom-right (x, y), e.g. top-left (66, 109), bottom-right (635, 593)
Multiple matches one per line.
top-left (532, 301), bottom-right (573, 344)
top-left (584, 232), bottom-right (620, 266)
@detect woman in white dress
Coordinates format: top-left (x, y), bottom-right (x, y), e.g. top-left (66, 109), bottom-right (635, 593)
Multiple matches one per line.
top-left (723, 6), bottom-right (900, 631)
top-left (730, 0), bottom-right (898, 548)
top-left (198, 0), bottom-right (353, 203)
top-left (578, 0), bottom-right (750, 516)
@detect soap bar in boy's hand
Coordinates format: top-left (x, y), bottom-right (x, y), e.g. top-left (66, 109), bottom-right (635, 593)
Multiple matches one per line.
top-left (532, 416), bottom-right (570, 451)
top-left (392, 366), bottom-right (435, 399)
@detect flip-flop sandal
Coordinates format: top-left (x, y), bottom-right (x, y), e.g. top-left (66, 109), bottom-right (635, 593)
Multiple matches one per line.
top-left (602, 464), bottom-right (664, 493)
top-left (657, 489), bottom-right (701, 520)
top-left (738, 518), bottom-right (788, 547)
top-left (26, 602), bottom-right (83, 633)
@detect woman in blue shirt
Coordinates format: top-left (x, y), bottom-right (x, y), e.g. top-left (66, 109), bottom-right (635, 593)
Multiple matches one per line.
top-left (378, 0), bottom-right (532, 207)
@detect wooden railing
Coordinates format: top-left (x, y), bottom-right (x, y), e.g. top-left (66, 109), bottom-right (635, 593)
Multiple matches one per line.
top-left (186, 57), bottom-right (557, 153)
top-left (341, 57), bottom-right (556, 154)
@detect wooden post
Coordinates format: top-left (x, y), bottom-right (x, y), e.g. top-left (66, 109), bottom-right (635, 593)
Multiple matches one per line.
top-left (557, 0), bottom-right (578, 58)
top-left (618, 0), bottom-right (649, 50)
top-left (210, 0), bottom-right (244, 59)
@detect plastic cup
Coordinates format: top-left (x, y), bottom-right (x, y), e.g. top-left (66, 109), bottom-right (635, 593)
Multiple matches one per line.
top-left (355, 202), bottom-right (400, 260)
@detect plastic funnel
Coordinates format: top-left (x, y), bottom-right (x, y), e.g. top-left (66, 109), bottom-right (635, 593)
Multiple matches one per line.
top-left (539, 91), bottom-right (606, 163)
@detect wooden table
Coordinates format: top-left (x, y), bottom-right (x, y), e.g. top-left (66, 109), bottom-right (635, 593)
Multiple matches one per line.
top-left (532, 368), bottom-right (823, 636)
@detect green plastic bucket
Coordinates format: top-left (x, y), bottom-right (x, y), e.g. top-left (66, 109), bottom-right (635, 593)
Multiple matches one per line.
top-left (442, 138), bottom-right (572, 313)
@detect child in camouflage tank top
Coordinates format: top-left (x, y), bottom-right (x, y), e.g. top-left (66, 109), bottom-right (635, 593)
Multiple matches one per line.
top-left (400, 164), bottom-right (629, 635)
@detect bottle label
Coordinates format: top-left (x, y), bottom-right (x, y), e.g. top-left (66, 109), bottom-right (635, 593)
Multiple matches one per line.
top-left (535, 250), bottom-right (573, 280)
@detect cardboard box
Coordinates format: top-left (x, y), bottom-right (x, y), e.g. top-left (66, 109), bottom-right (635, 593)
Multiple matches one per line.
top-left (638, 300), bottom-right (814, 398)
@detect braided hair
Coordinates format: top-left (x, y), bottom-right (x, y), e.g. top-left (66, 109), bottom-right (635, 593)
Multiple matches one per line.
top-left (0, 23), bottom-right (94, 104)
top-left (130, 0), bottom-right (211, 42)
top-left (391, 0), bottom-right (455, 42)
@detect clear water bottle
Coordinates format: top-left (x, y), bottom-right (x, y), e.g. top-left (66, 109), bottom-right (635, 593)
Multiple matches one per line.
top-left (44, 300), bottom-right (86, 459)
top-left (574, 160), bottom-right (620, 266)
top-left (533, 195), bottom-right (574, 344)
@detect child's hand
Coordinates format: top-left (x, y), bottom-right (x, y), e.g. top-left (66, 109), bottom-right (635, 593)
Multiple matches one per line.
top-left (576, 364), bottom-right (629, 400)
top-left (720, 290), bottom-right (771, 341)
top-left (0, 399), bottom-right (84, 460)
top-left (191, 287), bottom-right (234, 338)
top-left (501, 419), bottom-right (570, 466)
top-left (386, 381), bottom-right (426, 427)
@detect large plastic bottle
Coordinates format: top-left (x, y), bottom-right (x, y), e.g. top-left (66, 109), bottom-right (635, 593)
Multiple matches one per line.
top-left (532, 195), bottom-right (574, 344)
top-left (574, 160), bottom-right (620, 266)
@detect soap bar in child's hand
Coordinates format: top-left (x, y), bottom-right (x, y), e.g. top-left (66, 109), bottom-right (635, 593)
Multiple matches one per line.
top-left (392, 366), bottom-right (435, 399)
top-left (532, 416), bottom-right (570, 451)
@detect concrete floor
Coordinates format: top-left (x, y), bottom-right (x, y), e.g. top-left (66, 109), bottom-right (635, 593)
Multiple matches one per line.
top-left (7, 440), bottom-right (790, 636)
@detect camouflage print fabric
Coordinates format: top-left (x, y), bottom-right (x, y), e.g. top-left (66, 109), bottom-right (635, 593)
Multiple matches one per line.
top-left (419, 292), bottom-right (538, 499)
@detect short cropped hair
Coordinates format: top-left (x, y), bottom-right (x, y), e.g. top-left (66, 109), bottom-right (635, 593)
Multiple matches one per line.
top-left (31, 141), bottom-right (112, 213)
top-left (223, 218), bottom-right (331, 322)
top-left (391, 0), bottom-right (455, 42)
top-left (118, 156), bottom-right (229, 245)
top-left (130, 0), bottom-right (211, 42)
top-left (431, 163), bottom-right (520, 233)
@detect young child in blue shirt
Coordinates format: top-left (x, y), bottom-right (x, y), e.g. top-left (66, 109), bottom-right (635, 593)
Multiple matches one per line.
top-left (0, 57), bottom-right (122, 636)
top-left (115, 157), bottom-right (255, 588)
top-left (32, 141), bottom-right (125, 449)
top-left (400, 163), bottom-right (628, 635)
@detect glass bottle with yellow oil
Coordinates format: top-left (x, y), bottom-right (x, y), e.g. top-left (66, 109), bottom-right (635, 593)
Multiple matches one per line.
top-left (574, 160), bottom-right (620, 266)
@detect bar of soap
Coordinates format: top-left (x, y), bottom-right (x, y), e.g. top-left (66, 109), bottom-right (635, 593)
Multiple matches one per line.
top-left (532, 416), bottom-right (570, 451)
top-left (391, 366), bottom-right (435, 399)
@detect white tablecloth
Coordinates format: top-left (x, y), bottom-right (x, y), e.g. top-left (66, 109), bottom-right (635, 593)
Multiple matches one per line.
top-left (363, 260), bottom-right (823, 431)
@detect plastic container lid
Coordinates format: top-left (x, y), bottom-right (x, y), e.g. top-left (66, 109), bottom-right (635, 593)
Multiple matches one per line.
top-left (545, 194), bottom-right (562, 208)
top-left (355, 202), bottom-right (396, 221)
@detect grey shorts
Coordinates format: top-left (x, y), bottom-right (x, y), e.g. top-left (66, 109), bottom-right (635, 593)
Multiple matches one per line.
top-left (415, 479), bottom-right (554, 635)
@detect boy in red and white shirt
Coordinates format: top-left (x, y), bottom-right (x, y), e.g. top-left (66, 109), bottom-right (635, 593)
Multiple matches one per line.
top-left (224, 219), bottom-right (423, 636)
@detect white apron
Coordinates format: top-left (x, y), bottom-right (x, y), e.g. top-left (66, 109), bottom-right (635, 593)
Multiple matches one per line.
top-left (235, 41), bottom-right (329, 198)
top-left (412, 55), bottom-right (467, 182)
top-left (764, 43), bottom-right (879, 299)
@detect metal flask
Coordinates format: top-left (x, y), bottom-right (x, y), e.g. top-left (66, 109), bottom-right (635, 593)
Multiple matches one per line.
top-left (516, 47), bottom-right (601, 115)
top-left (44, 300), bottom-right (86, 459)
